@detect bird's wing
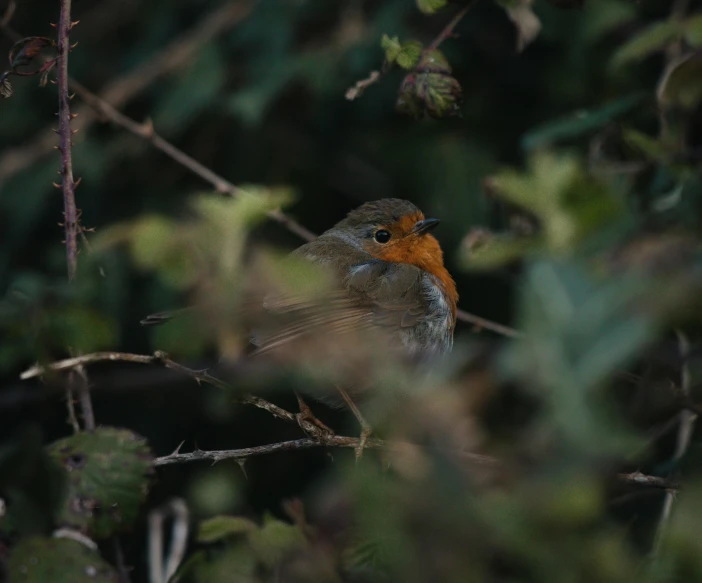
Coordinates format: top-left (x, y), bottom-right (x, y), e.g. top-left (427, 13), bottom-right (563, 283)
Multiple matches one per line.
top-left (251, 241), bottom-right (428, 355)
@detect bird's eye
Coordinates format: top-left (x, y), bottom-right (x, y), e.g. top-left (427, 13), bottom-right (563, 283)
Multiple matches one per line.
top-left (374, 230), bottom-right (392, 244)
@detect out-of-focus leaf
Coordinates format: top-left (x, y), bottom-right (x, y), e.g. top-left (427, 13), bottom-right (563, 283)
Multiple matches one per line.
top-left (521, 93), bottom-right (644, 150)
top-left (416, 0), bottom-right (447, 15)
top-left (7, 537), bottom-right (118, 583)
top-left (497, 0), bottom-right (542, 52)
top-left (622, 128), bottom-right (669, 162)
top-left (501, 260), bottom-right (653, 453)
top-left (610, 20), bottom-right (679, 68)
top-left (0, 427), bottom-right (66, 536)
top-left (48, 305), bottom-right (117, 353)
top-left (683, 14), bottom-right (702, 47)
top-left (487, 152), bottom-right (623, 252)
top-left (380, 34), bottom-right (401, 64)
top-left (462, 234), bottom-right (542, 270)
top-left (198, 516), bottom-right (258, 543)
top-left (657, 51), bottom-right (702, 110)
top-left (48, 428), bottom-right (153, 539)
top-left (152, 43), bottom-right (225, 134)
top-left (248, 513), bottom-right (307, 568)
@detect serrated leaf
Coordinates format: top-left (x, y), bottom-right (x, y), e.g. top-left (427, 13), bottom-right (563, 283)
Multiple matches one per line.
top-left (396, 41), bottom-right (423, 70)
top-left (416, 0), bottom-right (447, 15)
top-left (198, 515), bottom-right (258, 543)
top-left (397, 71), bottom-right (462, 119)
top-left (610, 20), bottom-right (679, 69)
top-left (47, 428), bottom-right (153, 539)
top-left (380, 34), bottom-right (401, 64)
top-left (7, 537), bottom-right (118, 583)
top-left (0, 73), bottom-right (12, 98)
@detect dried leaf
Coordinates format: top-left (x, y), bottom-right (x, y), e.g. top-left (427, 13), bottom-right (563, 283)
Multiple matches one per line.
top-left (497, 0), bottom-right (542, 52)
top-left (0, 73), bottom-right (12, 98)
top-left (9, 36), bottom-right (54, 72)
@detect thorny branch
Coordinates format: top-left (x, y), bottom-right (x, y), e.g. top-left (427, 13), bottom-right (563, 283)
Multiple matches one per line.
top-left (56, 0), bottom-right (79, 280)
top-left (20, 350), bottom-right (683, 491)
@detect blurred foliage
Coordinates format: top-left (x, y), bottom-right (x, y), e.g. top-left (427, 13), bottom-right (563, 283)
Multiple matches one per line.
top-left (4, 0), bottom-right (702, 582)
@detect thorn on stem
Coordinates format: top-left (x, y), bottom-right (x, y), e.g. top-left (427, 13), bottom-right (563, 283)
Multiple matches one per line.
top-left (69, 92), bottom-right (75, 100)
top-left (49, 22), bottom-right (56, 28)
top-left (70, 20), bottom-right (80, 29)
top-left (74, 176), bottom-right (82, 188)
top-left (52, 182), bottom-right (61, 189)
top-left (70, 113), bottom-right (78, 119)
top-left (70, 41), bottom-right (78, 50)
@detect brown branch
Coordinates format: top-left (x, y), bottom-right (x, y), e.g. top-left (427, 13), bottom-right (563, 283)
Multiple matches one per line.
top-left (20, 350), bottom-right (682, 492)
top-left (153, 437), bottom-right (383, 467)
top-left (0, 0), bottom-right (254, 186)
top-left (69, 81), bottom-right (317, 242)
top-left (56, 0), bottom-right (78, 280)
top-left (424, 2), bottom-right (474, 54)
top-left (0, 0), bottom-right (15, 28)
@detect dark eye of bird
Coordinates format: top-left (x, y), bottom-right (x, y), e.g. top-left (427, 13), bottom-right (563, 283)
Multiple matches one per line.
top-left (374, 229), bottom-right (392, 244)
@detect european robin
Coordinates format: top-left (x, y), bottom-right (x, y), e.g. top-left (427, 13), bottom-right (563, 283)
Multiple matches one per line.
top-left (144, 198), bottom-right (458, 453)
top-left (253, 198), bottom-right (458, 359)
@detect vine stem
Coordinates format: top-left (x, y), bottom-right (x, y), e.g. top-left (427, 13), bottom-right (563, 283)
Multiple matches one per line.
top-left (57, 0), bottom-right (79, 280)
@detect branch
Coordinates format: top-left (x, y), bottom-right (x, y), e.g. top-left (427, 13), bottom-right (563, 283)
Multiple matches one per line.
top-left (19, 350), bottom-right (683, 492)
top-left (56, 0), bottom-right (78, 280)
top-left (153, 437), bottom-right (384, 467)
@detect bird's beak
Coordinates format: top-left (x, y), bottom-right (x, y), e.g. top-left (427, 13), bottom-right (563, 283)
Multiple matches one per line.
top-left (411, 218), bottom-right (440, 235)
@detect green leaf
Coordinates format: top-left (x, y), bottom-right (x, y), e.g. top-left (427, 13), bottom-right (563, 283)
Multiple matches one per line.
top-left (462, 235), bottom-right (542, 270)
top-left (380, 34), bottom-right (401, 64)
top-left (248, 513), bottom-right (307, 568)
top-left (416, 0), bottom-right (447, 15)
top-left (683, 14), bottom-right (702, 47)
top-left (487, 152), bottom-right (623, 252)
top-left (47, 428), bottom-right (153, 539)
top-left (521, 94), bottom-right (645, 150)
top-left (622, 128), bottom-right (669, 162)
top-left (610, 20), bottom-right (679, 69)
top-left (198, 516), bottom-right (258, 543)
top-left (7, 537), bottom-right (118, 583)
top-left (396, 41), bottom-right (423, 70)
top-left (397, 69), bottom-right (462, 119)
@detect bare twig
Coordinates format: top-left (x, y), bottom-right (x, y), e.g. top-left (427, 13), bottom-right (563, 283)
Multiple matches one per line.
top-left (154, 437), bottom-right (383, 467)
top-left (424, 2), bottom-right (474, 54)
top-left (74, 364), bottom-right (95, 431)
top-left (456, 308), bottom-right (522, 337)
top-left (21, 351), bottom-right (158, 379)
top-left (69, 82), bottom-right (316, 242)
top-left (65, 388), bottom-right (80, 433)
top-left (148, 499), bottom-right (189, 583)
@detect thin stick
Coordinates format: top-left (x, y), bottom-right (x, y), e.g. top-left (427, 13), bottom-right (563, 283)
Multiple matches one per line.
top-left (65, 388), bottom-right (80, 433)
top-left (112, 537), bottom-right (131, 583)
top-left (56, 0), bottom-right (79, 279)
top-left (75, 365), bottom-right (95, 431)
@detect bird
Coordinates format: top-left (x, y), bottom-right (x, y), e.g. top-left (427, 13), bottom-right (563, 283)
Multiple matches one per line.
top-left (143, 198), bottom-right (458, 455)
